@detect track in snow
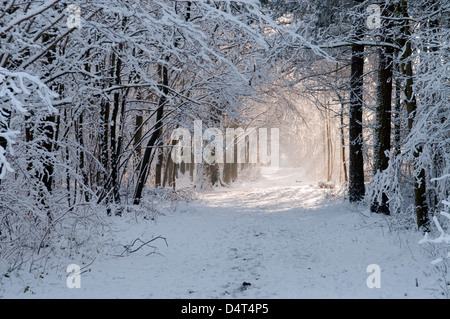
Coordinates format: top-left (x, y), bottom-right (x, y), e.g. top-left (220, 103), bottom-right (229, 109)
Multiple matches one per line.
top-left (0, 168), bottom-right (438, 298)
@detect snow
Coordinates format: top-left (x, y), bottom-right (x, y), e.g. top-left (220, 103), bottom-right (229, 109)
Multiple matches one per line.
top-left (0, 168), bottom-right (440, 299)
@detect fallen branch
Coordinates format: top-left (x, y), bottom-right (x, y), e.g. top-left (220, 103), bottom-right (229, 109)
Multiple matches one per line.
top-left (118, 236), bottom-right (168, 257)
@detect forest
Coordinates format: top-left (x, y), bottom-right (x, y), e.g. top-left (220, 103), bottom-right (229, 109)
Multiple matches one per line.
top-left (0, 0), bottom-right (449, 299)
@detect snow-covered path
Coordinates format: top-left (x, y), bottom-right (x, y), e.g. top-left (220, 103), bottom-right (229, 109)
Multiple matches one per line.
top-left (0, 168), bottom-right (439, 298)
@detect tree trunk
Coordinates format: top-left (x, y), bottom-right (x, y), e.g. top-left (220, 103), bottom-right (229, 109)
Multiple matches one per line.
top-left (34, 33), bottom-right (57, 223)
top-left (99, 97), bottom-right (110, 186)
top-left (325, 106), bottom-right (333, 183)
top-left (340, 106), bottom-right (348, 183)
top-left (155, 138), bottom-right (164, 187)
top-left (398, 0), bottom-right (429, 230)
top-left (393, 65), bottom-right (402, 157)
top-left (133, 61), bottom-right (168, 204)
top-left (371, 3), bottom-right (394, 215)
top-left (348, 26), bottom-right (365, 202)
top-left (109, 51), bottom-right (122, 206)
top-left (189, 143), bottom-right (195, 182)
top-left (77, 109), bottom-right (89, 202)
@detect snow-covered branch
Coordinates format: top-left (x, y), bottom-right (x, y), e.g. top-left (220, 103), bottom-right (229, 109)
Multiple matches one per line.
top-left (0, 67), bottom-right (57, 179)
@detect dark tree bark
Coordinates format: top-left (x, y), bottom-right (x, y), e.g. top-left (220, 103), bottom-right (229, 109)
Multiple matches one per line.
top-left (393, 64), bottom-right (402, 158)
top-left (371, 3), bottom-right (394, 215)
top-left (397, 0), bottom-right (429, 230)
top-left (77, 109), bottom-right (89, 202)
top-left (348, 27), bottom-right (365, 202)
top-left (134, 112), bottom-right (143, 159)
top-left (99, 85), bottom-right (110, 190)
top-left (155, 137), bottom-right (164, 187)
top-left (109, 50), bottom-right (123, 206)
top-left (133, 61), bottom-right (168, 204)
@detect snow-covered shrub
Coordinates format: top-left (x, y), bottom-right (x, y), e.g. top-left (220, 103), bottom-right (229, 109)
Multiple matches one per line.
top-left (0, 68), bottom-right (60, 271)
top-left (419, 199), bottom-right (450, 261)
top-left (419, 198), bottom-right (450, 297)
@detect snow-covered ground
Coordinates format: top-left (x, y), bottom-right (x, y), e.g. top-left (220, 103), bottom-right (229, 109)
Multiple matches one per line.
top-left (0, 168), bottom-right (442, 298)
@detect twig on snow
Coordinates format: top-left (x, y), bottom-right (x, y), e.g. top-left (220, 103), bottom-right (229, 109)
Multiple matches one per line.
top-left (118, 236), bottom-right (168, 257)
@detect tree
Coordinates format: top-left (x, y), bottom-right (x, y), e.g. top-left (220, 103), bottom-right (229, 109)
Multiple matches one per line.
top-left (348, 0), bottom-right (366, 202)
top-left (370, 1), bottom-right (394, 215)
top-left (367, 0), bottom-right (448, 231)
top-left (397, 0), bottom-right (429, 230)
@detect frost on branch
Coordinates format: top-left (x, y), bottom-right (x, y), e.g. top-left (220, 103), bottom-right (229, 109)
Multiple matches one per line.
top-left (0, 67), bottom-right (57, 179)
